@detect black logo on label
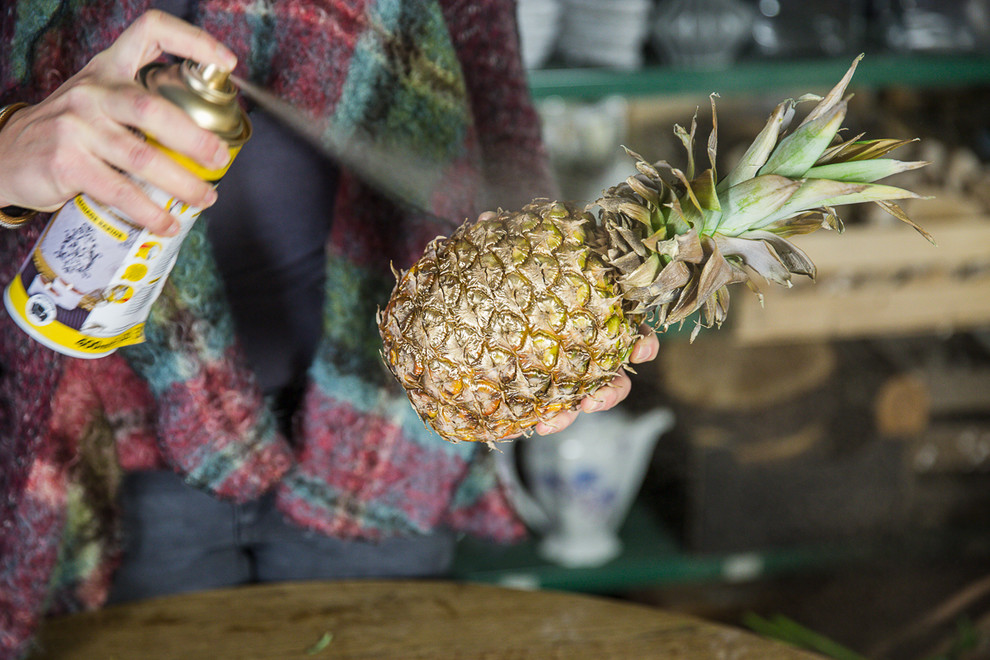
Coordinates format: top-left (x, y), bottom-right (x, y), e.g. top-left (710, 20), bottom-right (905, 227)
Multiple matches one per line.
top-left (54, 225), bottom-right (100, 274)
top-left (26, 294), bottom-right (56, 326)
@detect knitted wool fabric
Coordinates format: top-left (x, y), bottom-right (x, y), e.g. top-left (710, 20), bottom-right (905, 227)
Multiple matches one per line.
top-left (0, 1), bottom-right (555, 656)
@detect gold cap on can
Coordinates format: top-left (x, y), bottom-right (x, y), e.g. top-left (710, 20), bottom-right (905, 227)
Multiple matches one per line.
top-left (139, 59), bottom-right (251, 145)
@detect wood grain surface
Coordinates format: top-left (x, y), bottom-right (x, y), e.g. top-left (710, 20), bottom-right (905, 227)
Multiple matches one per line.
top-left (31, 580), bottom-right (822, 659)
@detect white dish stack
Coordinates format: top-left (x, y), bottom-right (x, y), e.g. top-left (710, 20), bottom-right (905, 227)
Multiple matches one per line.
top-left (557, 0), bottom-right (653, 70)
top-left (517, 0), bottom-right (563, 69)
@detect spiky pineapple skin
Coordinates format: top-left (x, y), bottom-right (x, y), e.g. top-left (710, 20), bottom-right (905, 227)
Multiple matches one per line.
top-left (378, 201), bottom-right (643, 443)
top-left (380, 56), bottom-right (930, 445)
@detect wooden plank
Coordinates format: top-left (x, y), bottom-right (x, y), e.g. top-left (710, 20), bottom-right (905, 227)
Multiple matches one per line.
top-left (731, 216), bottom-right (990, 344)
top-left (787, 216), bottom-right (990, 276)
top-left (734, 273), bottom-right (990, 344)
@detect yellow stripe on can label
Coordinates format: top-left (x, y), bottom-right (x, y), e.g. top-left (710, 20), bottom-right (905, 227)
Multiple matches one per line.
top-left (145, 136), bottom-right (243, 181)
top-left (4, 273), bottom-right (146, 358)
top-left (75, 195), bottom-right (129, 241)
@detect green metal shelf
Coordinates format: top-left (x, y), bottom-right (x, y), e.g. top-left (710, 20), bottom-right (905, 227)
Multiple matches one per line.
top-left (527, 53), bottom-right (990, 100)
top-left (451, 499), bottom-right (871, 594)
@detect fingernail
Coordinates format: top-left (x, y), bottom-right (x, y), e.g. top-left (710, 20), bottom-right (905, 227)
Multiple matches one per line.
top-left (632, 339), bottom-right (657, 362)
top-left (583, 395), bottom-right (606, 412)
top-left (216, 44), bottom-right (237, 70)
top-left (212, 144), bottom-right (230, 169)
top-left (199, 188), bottom-right (217, 209)
top-left (160, 219), bottom-right (180, 237)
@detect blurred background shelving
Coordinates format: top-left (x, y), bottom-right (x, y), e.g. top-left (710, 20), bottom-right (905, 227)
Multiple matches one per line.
top-left (457, 1), bottom-right (990, 658)
top-left (527, 54), bottom-right (990, 100)
top-left (452, 499), bottom-right (882, 594)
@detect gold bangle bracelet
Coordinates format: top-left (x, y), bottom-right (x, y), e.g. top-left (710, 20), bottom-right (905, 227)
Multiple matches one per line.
top-left (0, 204), bottom-right (38, 229)
top-left (0, 102), bottom-right (39, 229)
top-left (0, 102), bottom-right (27, 127)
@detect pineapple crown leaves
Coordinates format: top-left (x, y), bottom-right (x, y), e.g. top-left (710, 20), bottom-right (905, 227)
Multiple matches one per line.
top-left (593, 54), bottom-right (932, 338)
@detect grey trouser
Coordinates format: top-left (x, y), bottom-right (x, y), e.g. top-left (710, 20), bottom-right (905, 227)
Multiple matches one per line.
top-left (107, 470), bottom-right (455, 603)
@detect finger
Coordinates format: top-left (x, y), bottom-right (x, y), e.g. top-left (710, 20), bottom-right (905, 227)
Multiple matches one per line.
top-left (105, 10), bottom-right (237, 76)
top-left (478, 211), bottom-right (497, 222)
top-left (630, 328), bottom-right (660, 363)
top-left (101, 83), bottom-right (231, 171)
top-left (535, 409), bottom-right (579, 436)
top-left (76, 80), bottom-right (225, 191)
top-left (94, 97), bottom-right (225, 203)
top-left (581, 372), bottom-right (632, 413)
top-left (74, 159), bottom-right (180, 236)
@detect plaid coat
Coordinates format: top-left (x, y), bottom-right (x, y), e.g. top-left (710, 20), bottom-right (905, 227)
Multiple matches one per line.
top-left (0, 1), bottom-right (554, 656)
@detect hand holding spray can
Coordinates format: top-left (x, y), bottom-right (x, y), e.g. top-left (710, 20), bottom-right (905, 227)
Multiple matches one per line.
top-left (4, 59), bottom-right (251, 358)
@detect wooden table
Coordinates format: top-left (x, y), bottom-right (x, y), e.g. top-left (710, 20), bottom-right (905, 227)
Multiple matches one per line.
top-left (32, 580), bottom-right (821, 659)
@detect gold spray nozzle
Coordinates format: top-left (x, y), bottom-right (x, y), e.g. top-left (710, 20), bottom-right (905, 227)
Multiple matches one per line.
top-left (195, 62), bottom-right (231, 92)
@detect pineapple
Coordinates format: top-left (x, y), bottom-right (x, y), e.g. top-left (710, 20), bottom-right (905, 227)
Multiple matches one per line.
top-left (377, 56), bottom-right (931, 444)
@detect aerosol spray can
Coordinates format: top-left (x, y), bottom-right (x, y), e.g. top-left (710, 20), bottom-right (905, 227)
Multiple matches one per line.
top-left (4, 59), bottom-right (251, 358)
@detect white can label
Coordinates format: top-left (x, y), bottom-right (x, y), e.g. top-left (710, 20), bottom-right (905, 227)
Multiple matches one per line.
top-left (4, 179), bottom-right (204, 358)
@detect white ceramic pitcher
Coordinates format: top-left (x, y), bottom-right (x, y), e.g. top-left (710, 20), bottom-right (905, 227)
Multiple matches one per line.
top-left (496, 406), bottom-right (674, 568)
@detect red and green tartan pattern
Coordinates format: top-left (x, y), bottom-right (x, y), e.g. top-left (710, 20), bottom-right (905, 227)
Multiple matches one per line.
top-left (1, 1), bottom-right (553, 656)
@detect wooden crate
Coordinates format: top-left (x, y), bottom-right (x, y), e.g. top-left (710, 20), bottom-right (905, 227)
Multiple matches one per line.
top-left (648, 337), bottom-right (915, 552)
top-left (732, 215), bottom-right (990, 345)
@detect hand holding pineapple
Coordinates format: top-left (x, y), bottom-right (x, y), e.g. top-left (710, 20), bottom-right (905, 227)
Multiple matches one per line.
top-left (379, 56), bottom-right (931, 445)
top-left (527, 319), bottom-right (660, 437)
